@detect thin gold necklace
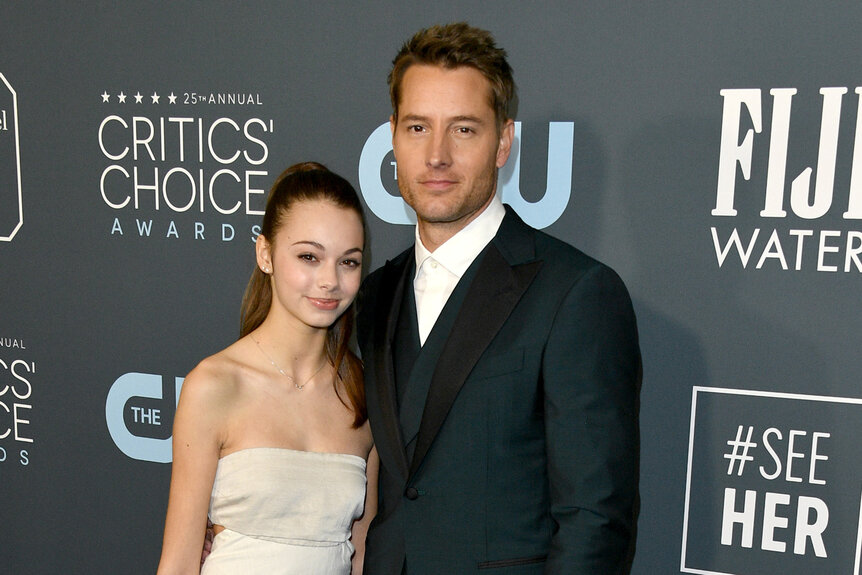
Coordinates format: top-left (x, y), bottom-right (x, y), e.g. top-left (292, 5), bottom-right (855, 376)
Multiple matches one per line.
top-left (252, 336), bottom-right (328, 391)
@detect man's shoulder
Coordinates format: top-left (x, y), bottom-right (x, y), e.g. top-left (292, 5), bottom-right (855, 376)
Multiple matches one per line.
top-left (362, 246), bottom-right (413, 289)
top-left (499, 208), bottom-right (608, 274)
top-left (357, 245), bottom-right (413, 326)
top-left (534, 227), bottom-right (603, 270)
top-left (499, 212), bottom-right (631, 301)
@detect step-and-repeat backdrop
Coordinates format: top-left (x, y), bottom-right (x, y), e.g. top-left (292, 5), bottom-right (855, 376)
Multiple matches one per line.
top-left (3, 3), bottom-right (861, 573)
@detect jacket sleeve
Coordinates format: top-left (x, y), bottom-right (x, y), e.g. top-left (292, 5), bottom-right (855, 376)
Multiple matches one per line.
top-left (542, 263), bottom-right (641, 574)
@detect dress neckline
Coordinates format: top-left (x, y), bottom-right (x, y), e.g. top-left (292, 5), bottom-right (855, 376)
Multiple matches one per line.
top-left (218, 446), bottom-right (366, 467)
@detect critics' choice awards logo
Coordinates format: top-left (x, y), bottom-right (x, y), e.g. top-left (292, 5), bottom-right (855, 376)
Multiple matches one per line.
top-left (682, 387), bottom-right (862, 575)
top-left (0, 338), bottom-right (34, 467)
top-left (98, 89), bottom-right (273, 243)
top-left (106, 372), bottom-right (183, 463)
top-left (712, 87), bottom-right (862, 272)
top-left (359, 121), bottom-right (574, 229)
top-left (0, 73), bottom-right (23, 242)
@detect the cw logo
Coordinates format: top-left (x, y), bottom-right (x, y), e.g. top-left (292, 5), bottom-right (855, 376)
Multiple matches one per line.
top-left (0, 73), bottom-right (23, 242)
top-left (358, 121), bottom-right (574, 229)
top-left (105, 372), bottom-right (183, 463)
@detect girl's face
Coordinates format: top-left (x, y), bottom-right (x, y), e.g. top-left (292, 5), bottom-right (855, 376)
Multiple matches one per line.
top-left (257, 199), bottom-right (364, 331)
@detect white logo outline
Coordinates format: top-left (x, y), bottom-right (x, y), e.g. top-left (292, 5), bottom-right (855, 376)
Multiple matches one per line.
top-left (0, 72), bottom-right (22, 242)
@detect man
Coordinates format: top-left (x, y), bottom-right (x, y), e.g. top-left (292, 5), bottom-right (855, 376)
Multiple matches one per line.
top-left (357, 22), bottom-right (641, 574)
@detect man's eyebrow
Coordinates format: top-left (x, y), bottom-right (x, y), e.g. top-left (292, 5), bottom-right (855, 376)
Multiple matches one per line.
top-left (399, 113), bottom-right (428, 123)
top-left (451, 115), bottom-right (484, 124)
top-left (399, 113), bottom-right (485, 124)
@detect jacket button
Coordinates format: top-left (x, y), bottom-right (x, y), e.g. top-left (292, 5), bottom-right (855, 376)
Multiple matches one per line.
top-left (404, 486), bottom-right (419, 500)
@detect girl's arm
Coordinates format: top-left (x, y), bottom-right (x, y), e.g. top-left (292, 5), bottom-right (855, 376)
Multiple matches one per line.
top-left (157, 364), bottom-right (225, 575)
top-left (351, 445), bottom-right (379, 575)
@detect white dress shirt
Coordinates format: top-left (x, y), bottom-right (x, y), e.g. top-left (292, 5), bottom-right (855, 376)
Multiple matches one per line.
top-left (413, 195), bottom-right (505, 345)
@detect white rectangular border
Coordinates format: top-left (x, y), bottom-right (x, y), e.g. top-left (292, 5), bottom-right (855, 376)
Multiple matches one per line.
top-left (680, 386), bottom-right (862, 575)
top-left (0, 72), bottom-right (22, 242)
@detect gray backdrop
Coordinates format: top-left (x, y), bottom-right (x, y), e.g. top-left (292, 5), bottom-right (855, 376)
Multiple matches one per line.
top-left (2, 3), bottom-right (861, 574)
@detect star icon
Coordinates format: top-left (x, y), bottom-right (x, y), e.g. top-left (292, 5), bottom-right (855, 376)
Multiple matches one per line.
top-left (168, 92), bottom-right (177, 104)
top-left (101, 91), bottom-right (110, 103)
top-left (134, 92), bottom-right (143, 104)
top-left (151, 92), bottom-right (160, 104)
top-left (118, 92), bottom-right (127, 103)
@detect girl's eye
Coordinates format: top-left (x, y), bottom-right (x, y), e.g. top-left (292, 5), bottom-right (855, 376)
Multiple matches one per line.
top-left (299, 253), bottom-right (318, 262)
top-left (342, 258), bottom-right (361, 268)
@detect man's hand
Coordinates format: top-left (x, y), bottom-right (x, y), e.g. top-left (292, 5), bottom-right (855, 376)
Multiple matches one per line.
top-left (201, 520), bottom-right (214, 565)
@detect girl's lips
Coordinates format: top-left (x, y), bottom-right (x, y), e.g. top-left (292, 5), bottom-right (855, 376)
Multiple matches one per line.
top-left (307, 297), bottom-right (339, 311)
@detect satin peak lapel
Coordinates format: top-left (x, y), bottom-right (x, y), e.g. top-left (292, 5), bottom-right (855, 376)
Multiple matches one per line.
top-left (409, 240), bottom-right (542, 478)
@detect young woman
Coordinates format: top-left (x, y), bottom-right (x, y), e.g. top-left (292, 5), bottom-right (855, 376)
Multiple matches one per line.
top-left (157, 162), bottom-right (377, 575)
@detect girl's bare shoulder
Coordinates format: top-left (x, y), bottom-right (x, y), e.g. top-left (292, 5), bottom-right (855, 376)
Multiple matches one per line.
top-left (179, 339), bottom-right (255, 409)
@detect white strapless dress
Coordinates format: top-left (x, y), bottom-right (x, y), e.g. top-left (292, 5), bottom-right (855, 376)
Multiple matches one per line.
top-left (201, 447), bottom-right (367, 575)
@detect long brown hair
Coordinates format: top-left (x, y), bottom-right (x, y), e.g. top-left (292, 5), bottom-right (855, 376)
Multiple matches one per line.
top-left (240, 162), bottom-right (366, 427)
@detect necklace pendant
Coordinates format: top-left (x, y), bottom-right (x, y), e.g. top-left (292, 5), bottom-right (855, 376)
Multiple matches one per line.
top-left (253, 335), bottom-right (327, 392)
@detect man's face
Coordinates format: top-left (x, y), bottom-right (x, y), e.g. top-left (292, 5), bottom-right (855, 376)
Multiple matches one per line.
top-left (391, 64), bottom-right (514, 248)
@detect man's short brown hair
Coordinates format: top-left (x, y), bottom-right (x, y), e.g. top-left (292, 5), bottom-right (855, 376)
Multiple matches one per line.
top-left (388, 22), bottom-right (515, 128)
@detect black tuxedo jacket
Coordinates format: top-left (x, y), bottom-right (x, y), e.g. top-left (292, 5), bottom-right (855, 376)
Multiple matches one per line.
top-left (357, 207), bottom-right (640, 574)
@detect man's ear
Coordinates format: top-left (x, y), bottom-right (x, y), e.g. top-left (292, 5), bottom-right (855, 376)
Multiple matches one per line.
top-left (496, 118), bottom-right (515, 168)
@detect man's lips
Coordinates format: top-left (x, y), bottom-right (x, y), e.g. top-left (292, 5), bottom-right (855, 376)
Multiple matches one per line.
top-left (419, 178), bottom-right (459, 191)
